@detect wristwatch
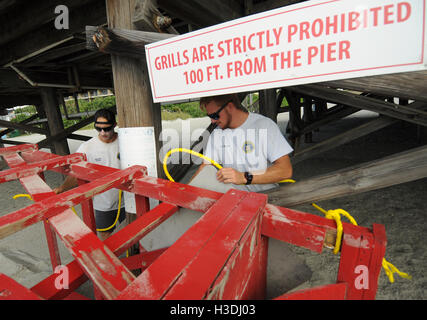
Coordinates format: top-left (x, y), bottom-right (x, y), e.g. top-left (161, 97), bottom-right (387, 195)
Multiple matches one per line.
top-left (244, 172), bottom-right (253, 185)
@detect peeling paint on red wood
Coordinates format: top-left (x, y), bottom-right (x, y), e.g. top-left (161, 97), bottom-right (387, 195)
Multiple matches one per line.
top-left (48, 209), bottom-right (136, 300)
top-left (0, 274), bottom-right (43, 300)
top-left (0, 165), bottom-right (147, 239)
top-left (1, 145), bottom-right (387, 300)
top-left (116, 190), bottom-right (249, 300)
top-left (0, 143), bottom-right (38, 156)
top-left (31, 203), bottom-right (178, 300)
top-left (0, 153), bottom-right (85, 183)
top-left (274, 282), bottom-right (347, 300)
top-left (163, 192), bottom-right (267, 300)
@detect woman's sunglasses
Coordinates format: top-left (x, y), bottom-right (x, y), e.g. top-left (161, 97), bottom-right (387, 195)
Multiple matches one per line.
top-left (207, 100), bottom-right (231, 120)
top-left (94, 125), bottom-right (114, 132)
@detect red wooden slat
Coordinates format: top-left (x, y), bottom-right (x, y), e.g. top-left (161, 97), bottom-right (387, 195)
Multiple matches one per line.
top-left (365, 223), bottom-right (387, 300)
top-left (2, 151), bottom-right (63, 269)
top-left (0, 153), bottom-right (85, 183)
top-left (0, 165), bottom-right (147, 239)
top-left (0, 149), bottom-right (142, 300)
top-left (337, 223), bottom-right (375, 299)
top-left (261, 204), bottom-right (327, 253)
top-left (274, 282), bottom-right (347, 300)
top-left (116, 189), bottom-right (248, 300)
top-left (48, 209), bottom-right (136, 300)
top-left (163, 192), bottom-right (267, 300)
top-left (0, 143), bottom-right (37, 156)
top-left (31, 203), bottom-right (178, 300)
top-left (0, 274), bottom-right (43, 300)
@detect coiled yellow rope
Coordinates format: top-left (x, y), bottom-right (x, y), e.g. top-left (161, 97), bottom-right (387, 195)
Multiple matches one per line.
top-left (311, 203), bottom-right (411, 283)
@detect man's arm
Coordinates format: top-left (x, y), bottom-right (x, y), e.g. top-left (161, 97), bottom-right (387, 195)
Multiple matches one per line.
top-left (216, 154), bottom-right (292, 185)
top-left (53, 175), bottom-right (78, 194)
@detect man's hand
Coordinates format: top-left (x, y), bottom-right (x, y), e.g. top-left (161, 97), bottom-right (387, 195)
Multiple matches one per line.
top-left (53, 187), bottom-right (62, 194)
top-left (216, 167), bottom-right (246, 185)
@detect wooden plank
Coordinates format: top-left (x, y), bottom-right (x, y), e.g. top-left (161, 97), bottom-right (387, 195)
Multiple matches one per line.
top-left (289, 84), bottom-right (427, 126)
top-left (105, 0), bottom-right (164, 177)
top-left (0, 114), bottom-right (39, 137)
top-left (48, 209), bottom-right (136, 300)
top-left (0, 0), bottom-right (106, 66)
top-left (0, 153), bottom-right (85, 183)
top-left (133, 176), bottom-right (222, 212)
top-left (365, 224), bottom-right (387, 300)
top-left (86, 26), bottom-right (175, 57)
top-left (0, 148), bottom-right (141, 300)
top-left (2, 149), bottom-right (62, 270)
top-left (290, 104), bottom-right (360, 141)
top-left (133, 0), bottom-right (179, 34)
top-left (157, 0), bottom-right (243, 29)
top-left (0, 274), bottom-right (43, 300)
top-left (292, 115), bottom-right (398, 164)
top-left (31, 202), bottom-right (178, 300)
top-left (163, 192), bottom-right (267, 300)
top-left (116, 189), bottom-right (249, 299)
top-left (19, 148), bottom-right (351, 254)
top-left (337, 223), bottom-right (375, 300)
top-left (274, 282), bottom-right (347, 300)
top-left (261, 204), bottom-right (329, 253)
top-left (40, 87), bottom-right (69, 155)
top-left (322, 70), bottom-right (427, 103)
top-left (0, 165), bottom-right (147, 239)
top-left (0, 118), bottom-right (47, 135)
top-left (266, 144), bottom-right (427, 208)
top-left (0, 143), bottom-right (38, 156)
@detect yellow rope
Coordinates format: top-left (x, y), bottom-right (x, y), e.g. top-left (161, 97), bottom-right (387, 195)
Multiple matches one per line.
top-left (96, 190), bottom-right (123, 232)
top-left (13, 190), bottom-right (123, 232)
top-left (311, 203), bottom-right (411, 283)
top-left (162, 147), bottom-right (296, 184)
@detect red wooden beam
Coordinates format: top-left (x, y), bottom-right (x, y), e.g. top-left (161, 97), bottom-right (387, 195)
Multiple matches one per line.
top-left (2, 151), bottom-right (63, 269)
top-left (274, 283), bottom-right (347, 300)
top-left (0, 165), bottom-right (147, 239)
top-left (31, 203), bottom-right (178, 300)
top-left (163, 192), bottom-right (267, 300)
top-left (336, 222), bottom-right (386, 300)
top-left (116, 190), bottom-right (268, 300)
top-left (0, 153), bottom-right (85, 184)
top-left (0, 143), bottom-right (38, 156)
top-left (48, 209), bottom-right (136, 300)
top-left (0, 274), bottom-right (43, 300)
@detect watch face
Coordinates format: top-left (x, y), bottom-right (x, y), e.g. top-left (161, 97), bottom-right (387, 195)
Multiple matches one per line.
top-left (245, 172), bottom-right (253, 185)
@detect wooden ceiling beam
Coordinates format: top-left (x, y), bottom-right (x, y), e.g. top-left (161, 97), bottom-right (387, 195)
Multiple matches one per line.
top-left (320, 70), bottom-right (427, 103)
top-left (289, 84), bottom-right (427, 127)
top-left (0, 68), bottom-right (112, 90)
top-left (0, 0), bottom-right (106, 66)
top-left (251, 0), bottom-right (307, 14)
top-left (0, 0), bottom-right (97, 47)
top-left (157, 0), bottom-right (243, 29)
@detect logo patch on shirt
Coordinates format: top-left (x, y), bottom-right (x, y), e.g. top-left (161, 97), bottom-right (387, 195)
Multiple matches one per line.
top-left (242, 141), bottom-right (254, 154)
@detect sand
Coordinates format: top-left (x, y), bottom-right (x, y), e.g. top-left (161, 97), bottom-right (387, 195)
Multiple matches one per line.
top-left (0, 112), bottom-right (425, 299)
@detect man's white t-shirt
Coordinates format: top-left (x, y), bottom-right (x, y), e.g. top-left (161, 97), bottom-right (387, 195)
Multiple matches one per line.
top-left (204, 112), bottom-right (293, 192)
top-left (76, 136), bottom-right (122, 211)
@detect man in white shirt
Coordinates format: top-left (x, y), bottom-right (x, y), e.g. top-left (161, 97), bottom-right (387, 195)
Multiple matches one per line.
top-left (192, 93), bottom-right (293, 192)
top-left (54, 108), bottom-right (125, 240)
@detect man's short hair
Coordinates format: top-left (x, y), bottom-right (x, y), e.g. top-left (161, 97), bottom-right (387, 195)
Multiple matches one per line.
top-left (94, 108), bottom-right (116, 124)
top-left (199, 94), bottom-right (248, 113)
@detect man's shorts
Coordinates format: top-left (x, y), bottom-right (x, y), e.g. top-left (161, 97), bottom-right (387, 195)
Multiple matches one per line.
top-left (95, 207), bottom-right (126, 232)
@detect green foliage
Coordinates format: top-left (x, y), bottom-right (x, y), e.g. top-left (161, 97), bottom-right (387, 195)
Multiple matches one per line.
top-left (161, 101), bottom-right (205, 120)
